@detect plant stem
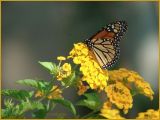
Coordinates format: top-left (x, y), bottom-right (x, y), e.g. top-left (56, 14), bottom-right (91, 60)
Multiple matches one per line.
top-left (47, 100), bottom-right (50, 111)
top-left (38, 96), bottom-right (46, 102)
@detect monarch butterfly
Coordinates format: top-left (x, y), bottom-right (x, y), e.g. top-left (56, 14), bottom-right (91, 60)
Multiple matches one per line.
top-left (85, 21), bottom-right (128, 69)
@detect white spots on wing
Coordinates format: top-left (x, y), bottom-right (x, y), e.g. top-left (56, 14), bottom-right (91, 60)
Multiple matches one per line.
top-left (114, 29), bottom-right (118, 33)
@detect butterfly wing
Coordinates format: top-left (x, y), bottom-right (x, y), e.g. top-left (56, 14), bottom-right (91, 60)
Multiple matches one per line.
top-left (85, 21), bottom-right (127, 69)
top-left (92, 38), bottom-right (120, 69)
top-left (90, 21), bottom-right (127, 42)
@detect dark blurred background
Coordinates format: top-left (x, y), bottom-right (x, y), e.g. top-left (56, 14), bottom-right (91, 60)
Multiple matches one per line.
top-left (2, 1), bottom-right (159, 118)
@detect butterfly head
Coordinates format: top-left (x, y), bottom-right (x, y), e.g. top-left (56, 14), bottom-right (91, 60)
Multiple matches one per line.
top-left (105, 21), bottom-right (128, 35)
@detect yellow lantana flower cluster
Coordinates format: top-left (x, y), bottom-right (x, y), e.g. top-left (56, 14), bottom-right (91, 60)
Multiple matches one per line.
top-left (105, 82), bottom-right (133, 113)
top-left (56, 58), bottom-right (72, 80)
top-left (100, 101), bottom-right (124, 119)
top-left (69, 42), bottom-right (108, 91)
top-left (108, 68), bottom-right (154, 100)
top-left (136, 109), bottom-right (159, 119)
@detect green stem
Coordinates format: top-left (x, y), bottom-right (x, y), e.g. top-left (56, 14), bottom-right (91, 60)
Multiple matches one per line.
top-left (46, 100), bottom-right (50, 111)
top-left (58, 61), bottom-right (62, 68)
top-left (38, 96), bottom-right (46, 102)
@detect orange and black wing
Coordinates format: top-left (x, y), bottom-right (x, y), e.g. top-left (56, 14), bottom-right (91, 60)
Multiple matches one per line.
top-left (85, 21), bottom-right (127, 69)
top-left (90, 21), bottom-right (127, 42)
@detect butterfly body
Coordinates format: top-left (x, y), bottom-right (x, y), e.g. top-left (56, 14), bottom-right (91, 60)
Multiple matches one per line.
top-left (85, 21), bottom-right (128, 69)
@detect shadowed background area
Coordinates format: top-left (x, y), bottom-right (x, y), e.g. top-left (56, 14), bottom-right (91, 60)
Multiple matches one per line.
top-left (2, 1), bottom-right (158, 118)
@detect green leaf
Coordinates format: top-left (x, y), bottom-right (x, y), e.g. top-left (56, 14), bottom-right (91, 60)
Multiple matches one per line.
top-left (130, 89), bottom-right (137, 96)
top-left (2, 98), bottom-right (45, 119)
top-left (76, 92), bottom-right (101, 110)
top-left (2, 89), bottom-right (31, 100)
top-left (39, 61), bottom-right (57, 74)
top-left (4, 99), bottom-right (14, 108)
top-left (51, 98), bottom-right (76, 116)
top-left (29, 91), bottom-right (34, 98)
top-left (16, 79), bottom-right (39, 88)
top-left (2, 99), bottom-right (24, 118)
top-left (18, 101), bottom-right (44, 115)
top-left (16, 79), bottom-right (49, 91)
top-left (2, 108), bottom-right (24, 119)
top-left (32, 109), bottom-right (47, 118)
top-left (130, 82), bottom-right (143, 96)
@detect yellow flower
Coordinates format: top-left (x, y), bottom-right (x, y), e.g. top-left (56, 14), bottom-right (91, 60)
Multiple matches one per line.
top-left (105, 82), bottom-right (133, 114)
top-left (135, 80), bottom-right (154, 100)
top-left (62, 63), bottom-right (71, 72)
top-left (77, 81), bottom-right (89, 95)
top-left (47, 85), bottom-right (62, 99)
top-left (57, 56), bottom-right (66, 61)
top-left (35, 91), bottom-right (44, 98)
top-left (35, 86), bottom-right (62, 99)
top-left (108, 68), bottom-right (154, 100)
top-left (100, 101), bottom-right (125, 119)
top-left (57, 73), bottom-right (63, 81)
top-left (69, 42), bottom-right (108, 91)
top-left (136, 109), bottom-right (159, 119)
top-left (57, 63), bottom-right (72, 80)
